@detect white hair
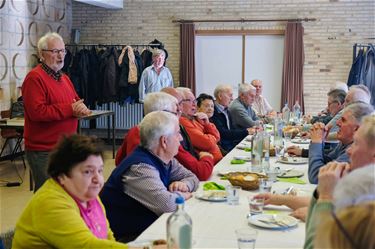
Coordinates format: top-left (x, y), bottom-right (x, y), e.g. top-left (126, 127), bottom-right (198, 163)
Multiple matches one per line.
top-left (139, 111), bottom-right (178, 151)
top-left (250, 79), bottom-right (262, 86)
top-left (37, 32), bottom-right (64, 56)
top-left (214, 84), bottom-right (232, 99)
top-left (347, 85), bottom-right (371, 104)
top-left (143, 92), bottom-right (177, 115)
top-left (344, 102), bottom-right (374, 124)
top-left (333, 164), bottom-right (375, 210)
top-left (176, 87), bottom-right (192, 99)
top-left (330, 81), bottom-right (348, 93)
top-left (238, 83), bottom-right (255, 95)
top-left (152, 48), bottom-right (165, 58)
top-left (360, 115), bottom-right (375, 147)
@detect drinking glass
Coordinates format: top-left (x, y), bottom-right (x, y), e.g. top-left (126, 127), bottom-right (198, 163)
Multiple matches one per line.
top-left (226, 185), bottom-right (241, 205)
top-left (235, 228), bottom-right (258, 249)
top-left (259, 179), bottom-right (273, 193)
top-left (248, 197), bottom-right (264, 215)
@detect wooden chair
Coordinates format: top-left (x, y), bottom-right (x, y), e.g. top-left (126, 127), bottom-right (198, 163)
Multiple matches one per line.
top-left (0, 110), bottom-right (32, 191)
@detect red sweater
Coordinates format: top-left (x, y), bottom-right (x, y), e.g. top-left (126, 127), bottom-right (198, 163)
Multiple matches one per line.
top-left (179, 116), bottom-right (223, 163)
top-left (115, 126), bottom-right (215, 181)
top-left (22, 65), bottom-right (79, 151)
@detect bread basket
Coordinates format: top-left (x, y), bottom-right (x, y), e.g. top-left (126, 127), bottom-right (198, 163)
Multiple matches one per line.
top-left (226, 172), bottom-right (268, 190)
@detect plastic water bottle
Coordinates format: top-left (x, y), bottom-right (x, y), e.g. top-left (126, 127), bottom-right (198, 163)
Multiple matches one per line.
top-left (273, 116), bottom-right (284, 157)
top-left (282, 102), bottom-right (290, 124)
top-left (262, 132), bottom-right (271, 171)
top-left (293, 101), bottom-right (301, 124)
top-left (167, 197), bottom-right (192, 249)
top-left (251, 131), bottom-right (263, 173)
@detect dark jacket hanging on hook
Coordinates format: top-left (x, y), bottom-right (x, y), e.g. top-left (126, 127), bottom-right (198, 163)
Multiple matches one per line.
top-left (99, 47), bottom-right (119, 104)
top-left (118, 47), bottom-right (144, 103)
top-left (359, 44), bottom-right (375, 107)
top-left (347, 48), bottom-right (364, 86)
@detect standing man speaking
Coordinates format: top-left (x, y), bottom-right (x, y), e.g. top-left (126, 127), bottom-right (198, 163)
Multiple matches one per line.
top-left (22, 32), bottom-right (91, 191)
top-left (138, 49), bottom-right (173, 102)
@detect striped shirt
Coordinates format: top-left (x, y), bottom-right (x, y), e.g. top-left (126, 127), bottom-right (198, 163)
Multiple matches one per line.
top-left (121, 158), bottom-right (199, 215)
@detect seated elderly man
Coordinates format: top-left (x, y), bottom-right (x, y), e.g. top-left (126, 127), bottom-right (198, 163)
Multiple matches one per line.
top-left (251, 79), bottom-right (276, 117)
top-left (345, 84), bottom-right (371, 105)
top-left (308, 102), bottom-right (374, 184)
top-left (325, 85), bottom-right (371, 140)
top-left (115, 91), bottom-right (215, 181)
top-left (210, 84), bottom-right (253, 152)
top-left (101, 111), bottom-right (199, 242)
top-left (289, 86), bottom-right (372, 157)
top-left (255, 114), bottom-right (375, 228)
top-left (229, 83), bottom-right (261, 129)
top-left (304, 116), bottom-right (375, 249)
top-left (177, 87), bottom-right (223, 163)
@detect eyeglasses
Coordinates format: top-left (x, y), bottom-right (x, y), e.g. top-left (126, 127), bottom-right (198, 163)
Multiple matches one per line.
top-left (181, 99), bottom-right (197, 104)
top-left (42, 49), bottom-right (67, 55)
top-left (163, 109), bottom-right (181, 116)
top-left (331, 211), bottom-right (358, 249)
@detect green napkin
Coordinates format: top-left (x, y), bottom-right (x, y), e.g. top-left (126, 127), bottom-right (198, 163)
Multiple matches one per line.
top-left (203, 182), bottom-right (226, 190)
top-left (277, 177), bottom-right (306, 184)
top-left (231, 159), bottom-right (246, 164)
top-left (244, 148), bottom-right (252, 152)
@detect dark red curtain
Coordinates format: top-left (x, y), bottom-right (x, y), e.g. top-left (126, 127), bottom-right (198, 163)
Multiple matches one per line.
top-left (179, 23), bottom-right (196, 94)
top-left (281, 22), bottom-right (305, 112)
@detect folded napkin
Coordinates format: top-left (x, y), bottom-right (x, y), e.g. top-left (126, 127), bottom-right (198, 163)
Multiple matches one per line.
top-left (277, 177), bottom-right (306, 184)
top-left (203, 182), bottom-right (226, 190)
top-left (231, 159), bottom-right (246, 164)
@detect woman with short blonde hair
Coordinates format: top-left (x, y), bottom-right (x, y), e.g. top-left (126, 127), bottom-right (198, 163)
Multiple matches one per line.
top-left (315, 202), bottom-right (375, 249)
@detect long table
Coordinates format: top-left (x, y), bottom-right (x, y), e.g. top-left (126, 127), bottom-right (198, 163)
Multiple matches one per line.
top-left (135, 138), bottom-right (316, 248)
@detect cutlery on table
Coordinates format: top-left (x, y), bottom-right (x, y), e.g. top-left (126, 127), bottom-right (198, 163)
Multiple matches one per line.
top-left (279, 168), bottom-right (294, 177)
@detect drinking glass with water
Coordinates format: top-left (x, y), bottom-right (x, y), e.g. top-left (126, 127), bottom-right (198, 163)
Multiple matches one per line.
top-left (235, 228), bottom-right (258, 249)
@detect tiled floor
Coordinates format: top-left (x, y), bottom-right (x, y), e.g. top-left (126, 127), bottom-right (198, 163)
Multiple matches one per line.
top-left (0, 149), bottom-right (116, 233)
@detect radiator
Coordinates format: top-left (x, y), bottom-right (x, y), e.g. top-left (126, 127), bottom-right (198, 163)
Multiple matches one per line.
top-left (80, 103), bottom-right (144, 130)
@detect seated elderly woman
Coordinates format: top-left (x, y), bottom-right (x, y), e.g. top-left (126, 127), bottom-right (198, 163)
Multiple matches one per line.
top-left (101, 111), bottom-right (199, 242)
top-left (314, 202), bottom-right (375, 249)
top-left (12, 135), bottom-right (128, 248)
top-left (196, 93), bottom-right (215, 120)
top-left (196, 93), bottom-right (228, 155)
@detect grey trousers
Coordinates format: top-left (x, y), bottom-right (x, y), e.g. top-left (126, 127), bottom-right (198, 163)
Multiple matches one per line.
top-left (26, 150), bottom-right (50, 192)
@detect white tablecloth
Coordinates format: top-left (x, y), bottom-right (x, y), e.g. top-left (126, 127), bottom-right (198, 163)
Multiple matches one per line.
top-left (135, 138), bottom-right (316, 249)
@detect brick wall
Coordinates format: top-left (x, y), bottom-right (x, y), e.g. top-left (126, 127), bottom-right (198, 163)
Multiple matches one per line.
top-left (72, 0), bottom-right (374, 114)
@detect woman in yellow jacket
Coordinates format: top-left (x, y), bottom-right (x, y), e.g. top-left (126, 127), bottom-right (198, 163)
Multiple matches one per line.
top-left (12, 134), bottom-right (164, 249)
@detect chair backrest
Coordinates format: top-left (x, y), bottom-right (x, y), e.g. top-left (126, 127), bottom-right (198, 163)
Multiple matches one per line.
top-left (10, 98), bottom-right (24, 119)
top-left (0, 229), bottom-right (14, 249)
top-left (0, 110), bottom-right (11, 119)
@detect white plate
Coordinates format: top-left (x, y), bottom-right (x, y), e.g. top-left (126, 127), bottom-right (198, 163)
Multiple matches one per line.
top-left (195, 191), bottom-right (227, 202)
top-left (233, 155), bottom-right (252, 161)
top-left (236, 144), bottom-right (252, 150)
top-left (245, 135), bottom-right (253, 141)
top-left (291, 138), bottom-right (310, 144)
top-left (277, 157), bottom-right (308, 165)
top-left (248, 214), bottom-right (298, 229)
top-left (128, 239), bottom-right (154, 247)
top-left (277, 169), bottom-right (304, 178)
